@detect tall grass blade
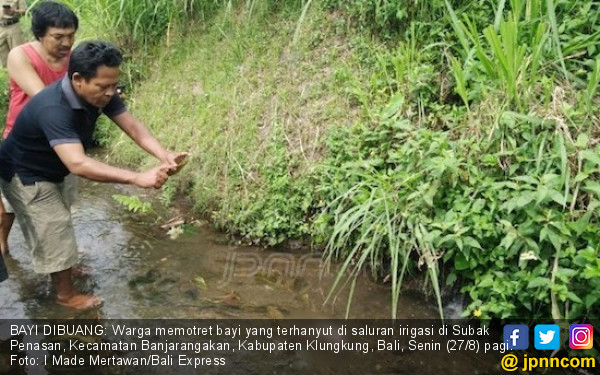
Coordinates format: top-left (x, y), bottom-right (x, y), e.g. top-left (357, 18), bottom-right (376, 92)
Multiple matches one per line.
top-left (444, 0), bottom-right (470, 57)
top-left (416, 224), bottom-right (444, 320)
top-left (449, 55), bottom-right (470, 110)
top-left (545, 0), bottom-right (567, 78)
top-left (464, 17), bottom-right (496, 77)
top-left (527, 23), bottom-right (548, 100)
top-left (585, 58), bottom-right (600, 116)
top-left (494, 0), bottom-right (507, 30)
top-left (293, 0), bottom-right (313, 45)
top-left (384, 197), bottom-right (400, 318)
top-left (557, 133), bottom-right (569, 209)
top-left (345, 278), bottom-right (358, 318)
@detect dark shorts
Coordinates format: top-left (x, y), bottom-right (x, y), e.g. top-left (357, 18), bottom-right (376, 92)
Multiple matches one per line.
top-left (0, 255), bottom-right (7, 282)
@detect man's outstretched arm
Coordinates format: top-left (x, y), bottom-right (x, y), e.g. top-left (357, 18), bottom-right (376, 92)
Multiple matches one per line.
top-left (110, 111), bottom-right (188, 170)
top-left (53, 142), bottom-right (169, 188)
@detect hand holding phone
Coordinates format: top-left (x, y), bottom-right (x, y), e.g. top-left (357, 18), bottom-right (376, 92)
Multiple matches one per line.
top-left (167, 153), bottom-right (190, 176)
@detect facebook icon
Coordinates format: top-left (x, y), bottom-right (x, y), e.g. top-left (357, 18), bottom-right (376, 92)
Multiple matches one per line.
top-left (504, 325), bottom-right (529, 350)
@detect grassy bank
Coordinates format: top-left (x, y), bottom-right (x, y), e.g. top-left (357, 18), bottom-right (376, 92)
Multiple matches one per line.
top-left (5, 1), bottom-right (597, 321)
top-left (94, 2), bottom-right (358, 240)
top-left (95, 1), bottom-right (599, 321)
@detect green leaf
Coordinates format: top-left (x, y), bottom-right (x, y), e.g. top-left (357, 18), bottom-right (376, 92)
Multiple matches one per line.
top-left (423, 183), bottom-right (438, 207)
top-left (445, 272), bottom-right (457, 286)
top-left (573, 256), bottom-right (587, 267)
top-left (583, 267), bottom-right (600, 278)
top-left (566, 292), bottom-right (582, 304)
top-left (583, 181), bottom-right (600, 196)
top-left (581, 149), bottom-right (600, 166)
top-left (556, 268), bottom-right (577, 278)
top-left (544, 227), bottom-right (564, 251)
top-left (515, 192), bottom-right (535, 208)
top-left (549, 190), bottom-right (566, 205)
top-left (528, 277), bottom-right (549, 288)
top-left (478, 275), bottom-right (494, 288)
top-left (575, 133), bottom-right (589, 149)
top-left (381, 94), bottom-right (404, 119)
top-left (574, 172), bottom-right (590, 183)
top-left (585, 294), bottom-right (598, 308)
top-left (463, 236), bottom-right (482, 249)
top-left (500, 232), bottom-right (517, 251)
top-left (454, 252), bottom-right (470, 271)
top-left (513, 175), bottom-right (538, 184)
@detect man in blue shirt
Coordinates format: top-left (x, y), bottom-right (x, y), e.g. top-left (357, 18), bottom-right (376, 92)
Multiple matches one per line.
top-left (0, 40), bottom-right (187, 309)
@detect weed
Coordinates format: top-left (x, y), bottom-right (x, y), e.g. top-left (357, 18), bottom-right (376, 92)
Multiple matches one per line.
top-left (112, 195), bottom-right (153, 214)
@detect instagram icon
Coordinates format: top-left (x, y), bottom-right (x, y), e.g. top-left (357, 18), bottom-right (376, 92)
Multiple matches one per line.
top-left (569, 324), bottom-right (593, 349)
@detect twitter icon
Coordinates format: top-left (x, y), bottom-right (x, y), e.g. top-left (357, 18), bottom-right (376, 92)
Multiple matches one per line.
top-left (534, 324), bottom-right (560, 350)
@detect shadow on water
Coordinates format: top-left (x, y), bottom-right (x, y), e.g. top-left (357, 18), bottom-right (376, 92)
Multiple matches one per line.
top-left (0, 179), bottom-right (436, 320)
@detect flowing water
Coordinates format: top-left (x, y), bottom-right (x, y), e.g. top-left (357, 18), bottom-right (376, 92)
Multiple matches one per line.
top-left (0, 179), bottom-right (431, 320)
top-left (0, 180), bottom-right (576, 374)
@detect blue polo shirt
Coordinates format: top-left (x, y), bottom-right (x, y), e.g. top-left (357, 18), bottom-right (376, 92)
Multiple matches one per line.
top-left (0, 76), bottom-right (126, 184)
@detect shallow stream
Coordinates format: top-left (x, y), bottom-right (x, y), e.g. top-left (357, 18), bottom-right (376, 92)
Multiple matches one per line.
top-left (0, 179), bottom-right (432, 320)
top-left (0, 180), bottom-right (572, 374)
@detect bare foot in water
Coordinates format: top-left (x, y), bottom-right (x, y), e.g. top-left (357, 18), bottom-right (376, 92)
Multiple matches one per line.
top-left (57, 294), bottom-right (102, 310)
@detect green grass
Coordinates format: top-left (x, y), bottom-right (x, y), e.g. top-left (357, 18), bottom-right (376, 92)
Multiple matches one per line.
top-left (0, 69), bottom-right (8, 124)
top-left (96, 3), bottom-right (358, 216)
top-left (81, 0), bottom-right (599, 320)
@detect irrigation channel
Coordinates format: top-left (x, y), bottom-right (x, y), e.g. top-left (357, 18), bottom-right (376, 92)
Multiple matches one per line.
top-left (0, 179), bottom-right (575, 374)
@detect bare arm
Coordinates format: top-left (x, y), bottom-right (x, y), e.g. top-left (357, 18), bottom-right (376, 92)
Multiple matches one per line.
top-left (6, 46), bottom-right (45, 97)
top-left (111, 110), bottom-right (187, 168)
top-left (53, 142), bottom-right (168, 188)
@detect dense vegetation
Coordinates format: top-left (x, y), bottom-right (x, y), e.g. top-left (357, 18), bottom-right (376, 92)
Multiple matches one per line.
top-left (5, 0), bottom-right (599, 321)
top-left (312, 0), bottom-right (600, 322)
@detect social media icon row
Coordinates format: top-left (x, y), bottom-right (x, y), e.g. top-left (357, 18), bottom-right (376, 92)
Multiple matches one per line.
top-left (503, 324), bottom-right (593, 350)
